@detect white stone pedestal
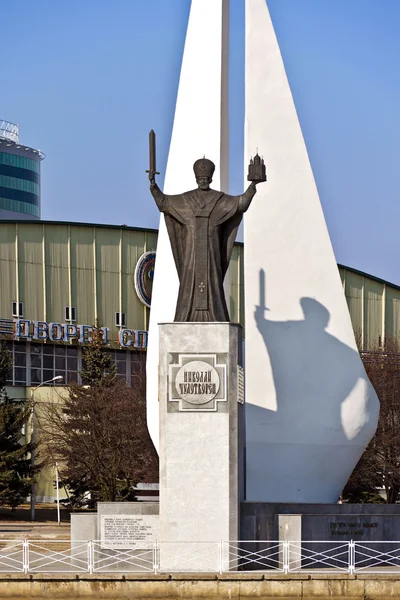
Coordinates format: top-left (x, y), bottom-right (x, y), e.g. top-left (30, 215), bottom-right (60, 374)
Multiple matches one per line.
top-left (159, 323), bottom-right (244, 571)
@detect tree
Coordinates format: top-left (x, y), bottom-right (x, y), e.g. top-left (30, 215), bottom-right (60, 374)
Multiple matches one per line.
top-left (80, 324), bottom-right (117, 387)
top-left (38, 330), bottom-right (157, 507)
top-left (343, 337), bottom-right (400, 503)
top-left (0, 342), bottom-right (38, 509)
top-left (38, 379), bottom-right (158, 507)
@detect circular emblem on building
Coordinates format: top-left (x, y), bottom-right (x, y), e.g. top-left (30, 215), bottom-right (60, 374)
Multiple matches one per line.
top-left (134, 251), bottom-right (156, 308)
top-left (175, 360), bottom-right (220, 405)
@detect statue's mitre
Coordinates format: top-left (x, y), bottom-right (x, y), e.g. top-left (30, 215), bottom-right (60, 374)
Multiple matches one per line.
top-left (193, 158), bottom-right (215, 178)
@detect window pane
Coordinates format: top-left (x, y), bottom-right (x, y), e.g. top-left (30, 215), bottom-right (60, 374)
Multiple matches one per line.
top-left (117, 361), bottom-right (126, 374)
top-left (43, 344), bottom-right (53, 355)
top-left (67, 357), bottom-right (77, 371)
top-left (43, 355), bottom-right (53, 369)
top-left (131, 358), bottom-right (144, 376)
top-left (14, 353), bottom-right (26, 367)
top-left (55, 346), bottom-right (66, 356)
top-left (67, 347), bottom-right (78, 357)
top-left (55, 356), bottom-right (65, 370)
top-left (31, 368), bottom-right (41, 384)
top-left (43, 369), bottom-right (54, 382)
top-left (31, 345), bottom-right (41, 355)
top-left (67, 371), bottom-right (77, 383)
top-left (14, 368), bottom-right (26, 383)
top-left (31, 355), bottom-right (41, 368)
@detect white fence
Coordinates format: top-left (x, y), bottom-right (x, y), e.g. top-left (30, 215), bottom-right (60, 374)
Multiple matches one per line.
top-left (1, 540), bottom-right (400, 574)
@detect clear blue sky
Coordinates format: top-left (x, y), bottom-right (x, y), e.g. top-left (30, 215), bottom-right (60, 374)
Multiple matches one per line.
top-left (1, 1), bottom-right (399, 284)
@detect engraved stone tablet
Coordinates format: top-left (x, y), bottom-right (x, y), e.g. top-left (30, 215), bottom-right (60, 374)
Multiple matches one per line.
top-left (168, 353), bottom-right (227, 411)
top-left (175, 360), bottom-right (220, 404)
top-left (100, 515), bottom-right (159, 549)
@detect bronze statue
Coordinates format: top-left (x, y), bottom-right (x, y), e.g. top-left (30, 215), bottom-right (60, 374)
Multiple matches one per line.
top-left (147, 130), bottom-right (266, 322)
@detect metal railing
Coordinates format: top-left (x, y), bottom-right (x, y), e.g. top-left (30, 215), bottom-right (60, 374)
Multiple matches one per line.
top-left (1, 540), bottom-right (400, 573)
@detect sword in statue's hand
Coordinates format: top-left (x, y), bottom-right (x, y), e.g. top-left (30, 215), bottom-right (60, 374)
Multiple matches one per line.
top-left (146, 130), bottom-right (160, 185)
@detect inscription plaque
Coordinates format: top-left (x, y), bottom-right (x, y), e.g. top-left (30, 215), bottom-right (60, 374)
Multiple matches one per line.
top-left (175, 360), bottom-right (220, 404)
top-left (100, 515), bottom-right (159, 549)
top-left (168, 353), bottom-right (227, 411)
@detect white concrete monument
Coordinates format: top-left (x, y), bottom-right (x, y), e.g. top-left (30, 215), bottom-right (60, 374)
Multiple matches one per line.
top-left (146, 0), bottom-right (229, 452)
top-left (158, 322), bottom-right (244, 570)
top-left (243, 0), bottom-right (380, 503)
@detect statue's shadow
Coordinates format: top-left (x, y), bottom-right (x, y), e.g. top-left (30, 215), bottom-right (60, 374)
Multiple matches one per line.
top-left (248, 269), bottom-right (371, 447)
top-left (244, 269), bottom-right (377, 500)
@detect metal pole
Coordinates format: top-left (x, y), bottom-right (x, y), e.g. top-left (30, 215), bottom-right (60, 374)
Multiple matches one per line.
top-left (30, 390), bottom-right (35, 522)
top-left (55, 463), bottom-right (61, 526)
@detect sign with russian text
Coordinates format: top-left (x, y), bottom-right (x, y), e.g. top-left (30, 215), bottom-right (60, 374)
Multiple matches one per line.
top-left (100, 515), bottom-right (159, 549)
top-left (0, 318), bottom-right (148, 349)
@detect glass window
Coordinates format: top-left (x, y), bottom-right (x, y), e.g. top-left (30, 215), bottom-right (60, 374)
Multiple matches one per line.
top-left (12, 301), bottom-right (24, 317)
top-left (31, 368), bottom-right (41, 384)
top-left (14, 353), bottom-right (26, 367)
top-left (131, 352), bottom-right (145, 378)
top-left (55, 356), bottom-right (65, 370)
top-left (31, 354), bottom-right (41, 368)
top-left (14, 368), bottom-right (26, 384)
top-left (42, 369), bottom-right (53, 382)
top-left (117, 361), bottom-right (126, 375)
top-left (0, 197), bottom-right (39, 217)
top-left (0, 175), bottom-right (38, 195)
top-left (67, 371), bottom-right (77, 384)
top-left (43, 355), bottom-right (53, 369)
top-left (67, 357), bottom-right (77, 371)
top-left (0, 152), bottom-right (39, 173)
top-left (65, 306), bottom-right (77, 321)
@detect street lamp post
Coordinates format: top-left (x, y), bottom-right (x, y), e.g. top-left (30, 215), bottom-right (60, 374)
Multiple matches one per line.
top-left (30, 375), bottom-right (63, 522)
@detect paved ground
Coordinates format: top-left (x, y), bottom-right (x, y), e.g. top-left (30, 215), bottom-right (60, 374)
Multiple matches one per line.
top-left (0, 504), bottom-right (72, 539)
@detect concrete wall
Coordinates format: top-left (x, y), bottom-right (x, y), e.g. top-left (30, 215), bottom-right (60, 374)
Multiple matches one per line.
top-left (2, 573), bottom-right (400, 599)
top-left (241, 503), bottom-right (400, 542)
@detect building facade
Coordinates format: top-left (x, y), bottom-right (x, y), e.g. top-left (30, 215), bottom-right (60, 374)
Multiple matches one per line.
top-left (0, 219), bottom-right (399, 390)
top-left (0, 121), bottom-right (44, 220)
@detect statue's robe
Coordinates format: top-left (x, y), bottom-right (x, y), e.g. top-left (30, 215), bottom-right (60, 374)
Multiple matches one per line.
top-left (151, 183), bottom-right (256, 322)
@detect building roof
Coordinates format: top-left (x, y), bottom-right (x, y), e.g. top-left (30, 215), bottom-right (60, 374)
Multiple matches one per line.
top-left (1, 219), bottom-right (158, 234)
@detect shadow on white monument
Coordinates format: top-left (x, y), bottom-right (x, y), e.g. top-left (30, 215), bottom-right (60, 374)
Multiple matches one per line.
top-left (245, 268), bottom-right (379, 503)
